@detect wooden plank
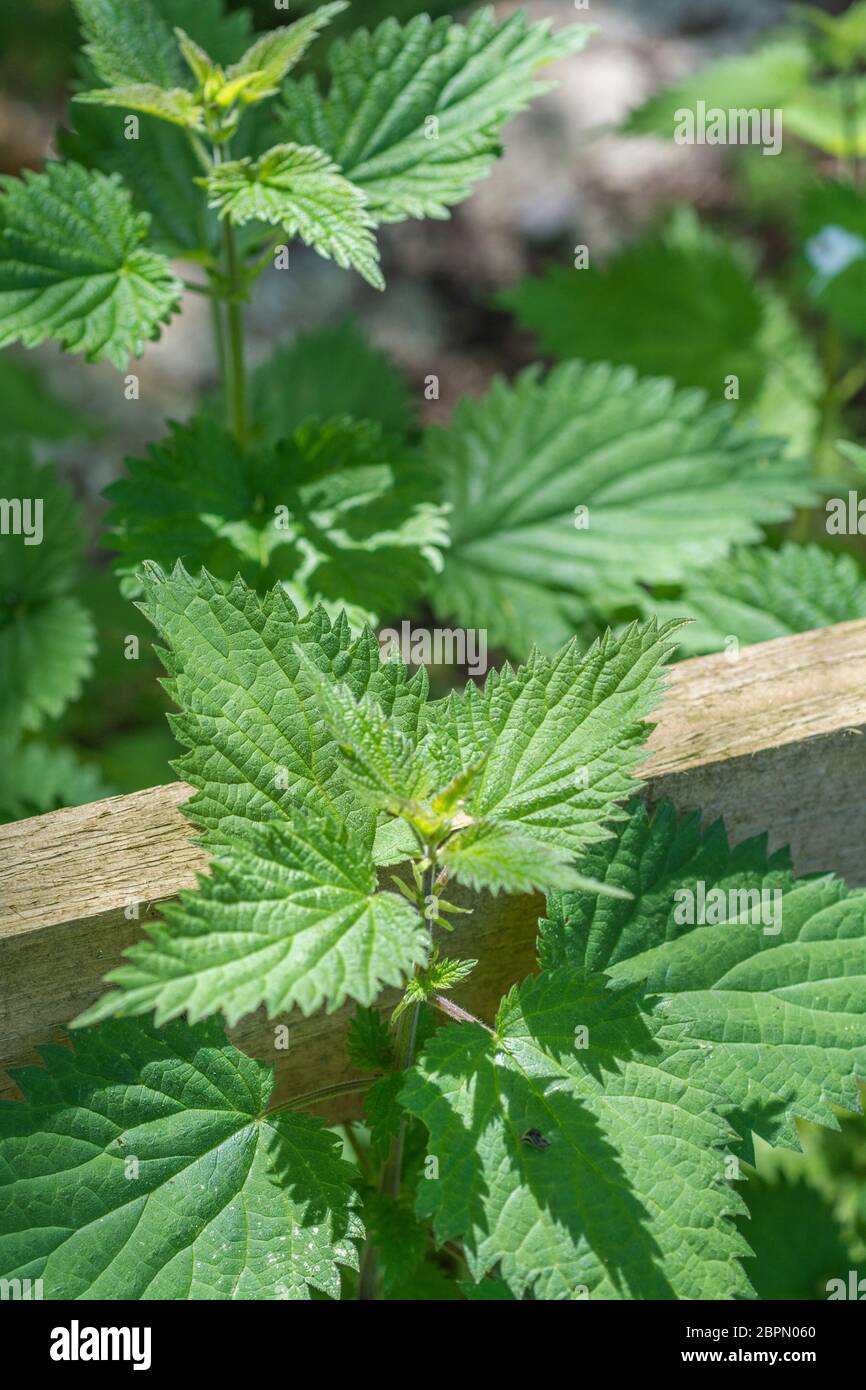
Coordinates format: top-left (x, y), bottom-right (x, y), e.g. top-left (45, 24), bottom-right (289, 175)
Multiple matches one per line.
top-left (3, 617), bottom-right (866, 1117)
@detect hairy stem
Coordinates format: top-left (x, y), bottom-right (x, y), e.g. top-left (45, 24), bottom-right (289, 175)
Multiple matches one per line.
top-left (430, 993), bottom-right (493, 1031)
top-left (357, 859), bottom-right (436, 1299)
top-left (266, 1076), bottom-right (378, 1116)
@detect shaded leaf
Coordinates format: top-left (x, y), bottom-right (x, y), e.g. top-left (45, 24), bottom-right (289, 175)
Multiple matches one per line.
top-left (401, 968), bottom-right (750, 1300)
top-left (542, 800), bottom-right (866, 1153)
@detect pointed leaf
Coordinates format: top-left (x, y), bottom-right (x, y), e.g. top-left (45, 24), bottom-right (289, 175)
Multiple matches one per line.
top-left (144, 562), bottom-right (432, 849)
top-left (226, 3), bottom-right (348, 102)
top-left (106, 414), bottom-right (446, 620)
top-left (75, 84), bottom-right (204, 130)
top-left (502, 229), bottom-right (768, 403)
top-left (61, 0), bottom-right (258, 257)
top-left (317, 682), bottom-right (432, 812)
top-left (439, 820), bottom-right (622, 896)
top-left (0, 445), bottom-right (95, 733)
top-left (428, 361), bottom-right (816, 655)
top-left (71, 0), bottom-right (184, 88)
top-left (202, 143), bottom-right (383, 288)
top-left (422, 619), bottom-right (681, 861)
top-left (78, 808), bottom-right (428, 1027)
top-left (279, 10), bottom-right (590, 223)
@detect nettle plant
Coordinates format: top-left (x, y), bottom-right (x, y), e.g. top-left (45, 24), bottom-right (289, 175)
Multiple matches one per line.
top-left (2, 0), bottom-right (866, 1302)
top-left (3, 576), bottom-right (866, 1301)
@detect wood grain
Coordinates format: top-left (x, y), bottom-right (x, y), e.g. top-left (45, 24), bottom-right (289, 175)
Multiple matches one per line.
top-left (3, 618), bottom-right (866, 1117)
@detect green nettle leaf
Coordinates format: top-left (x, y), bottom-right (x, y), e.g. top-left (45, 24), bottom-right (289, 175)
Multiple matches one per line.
top-left (0, 739), bottom-right (112, 823)
top-left (133, 563), bottom-right (431, 844)
top-left (77, 806), bottom-right (427, 1028)
top-left (0, 445), bottom-right (96, 734)
top-left (242, 320), bottom-right (412, 444)
top-left (364, 1073), bottom-right (404, 1162)
top-left (0, 162), bottom-right (181, 368)
top-left (317, 682), bottom-right (433, 812)
top-left (400, 968), bottom-right (751, 1300)
top-left (503, 218), bottom-right (819, 454)
top-left (59, 103), bottom-right (210, 258)
top-left (222, 3), bottom-right (348, 103)
top-left (439, 820), bottom-right (621, 896)
top-left (541, 800), bottom-right (866, 1152)
top-left (279, 9), bottom-right (590, 223)
top-left (71, 0), bottom-right (184, 89)
top-left (800, 179), bottom-right (866, 344)
top-left (105, 414), bottom-right (446, 620)
top-left (1, 596), bottom-right (96, 737)
top-left (422, 619), bottom-right (682, 861)
top-left (392, 956), bottom-right (478, 1022)
top-left (502, 229), bottom-right (768, 403)
top-left (428, 361), bottom-right (815, 654)
top-left (0, 1016), bottom-right (361, 1299)
top-left (621, 37), bottom-right (810, 139)
top-left (175, 26), bottom-right (216, 88)
top-left (62, 0), bottom-right (258, 257)
top-left (75, 83), bottom-right (205, 130)
top-left (202, 143), bottom-right (383, 289)
top-left (737, 1175), bottom-right (857, 1301)
top-left (86, 569), bottom-right (678, 1021)
top-left (539, 799), bottom-right (793, 975)
top-left (646, 544), bottom-right (866, 656)
top-left (0, 358), bottom-right (93, 441)
top-left (348, 1005), bottom-right (394, 1072)
top-left (363, 1192), bottom-right (429, 1298)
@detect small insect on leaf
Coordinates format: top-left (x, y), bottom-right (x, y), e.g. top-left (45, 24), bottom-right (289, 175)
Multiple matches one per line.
top-left (521, 1128), bottom-right (550, 1151)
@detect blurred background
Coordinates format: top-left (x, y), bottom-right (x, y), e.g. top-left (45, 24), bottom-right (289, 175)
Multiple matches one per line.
top-left (2, 0), bottom-right (866, 1299)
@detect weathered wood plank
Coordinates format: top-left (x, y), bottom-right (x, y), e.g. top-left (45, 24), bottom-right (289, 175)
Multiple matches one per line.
top-left (3, 618), bottom-right (866, 1116)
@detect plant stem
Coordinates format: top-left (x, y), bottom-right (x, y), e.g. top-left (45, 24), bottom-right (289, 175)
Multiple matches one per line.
top-left (221, 217), bottom-right (248, 446)
top-left (210, 142), bottom-right (248, 447)
top-left (210, 296), bottom-right (228, 394)
top-left (384, 997), bottom-right (421, 1195)
top-left (430, 993), bottom-right (493, 1031)
top-left (343, 1121), bottom-right (375, 1182)
top-left (265, 1076), bottom-right (378, 1116)
top-left (357, 860), bottom-right (436, 1299)
top-left (245, 230), bottom-right (285, 286)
